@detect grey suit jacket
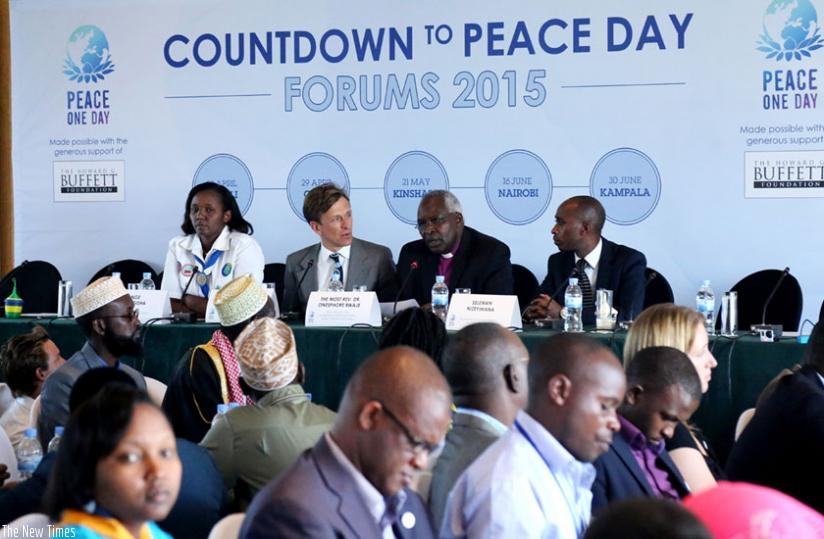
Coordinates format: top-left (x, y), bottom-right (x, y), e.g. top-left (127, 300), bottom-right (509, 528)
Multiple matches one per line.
top-left (38, 341), bottom-right (146, 446)
top-left (428, 411), bottom-right (503, 530)
top-left (283, 237), bottom-right (398, 314)
top-left (240, 435), bottom-right (435, 538)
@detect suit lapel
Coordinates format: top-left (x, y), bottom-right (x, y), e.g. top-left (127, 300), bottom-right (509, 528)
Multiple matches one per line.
top-left (345, 239), bottom-right (368, 291)
top-left (313, 437), bottom-right (382, 537)
top-left (448, 228), bottom-right (473, 289)
top-left (594, 239), bottom-right (616, 290)
top-left (299, 246), bottom-right (320, 302)
top-left (611, 436), bottom-right (655, 496)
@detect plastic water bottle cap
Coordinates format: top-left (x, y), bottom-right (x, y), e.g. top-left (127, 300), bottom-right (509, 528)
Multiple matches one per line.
top-left (702, 279), bottom-right (711, 286)
top-left (143, 272), bottom-right (151, 279)
top-left (54, 426), bottom-right (64, 436)
top-left (435, 275), bottom-right (445, 283)
top-left (798, 335), bottom-right (810, 344)
top-left (24, 427), bottom-right (37, 438)
top-left (569, 277), bottom-right (578, 285)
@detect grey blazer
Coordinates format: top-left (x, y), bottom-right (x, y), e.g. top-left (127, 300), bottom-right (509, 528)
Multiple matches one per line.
top-left (240, 435), bottom-right (436, 538)
top-left (283, 237), bottom-right (398, 314)
top-left (38, 341), bottom-right (146, 446)
top-left (428, 411), bottom-right (503, 529)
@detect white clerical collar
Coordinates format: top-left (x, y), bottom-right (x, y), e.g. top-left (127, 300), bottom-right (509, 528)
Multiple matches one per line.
top-left (575, 238), bottom-right (602, 270)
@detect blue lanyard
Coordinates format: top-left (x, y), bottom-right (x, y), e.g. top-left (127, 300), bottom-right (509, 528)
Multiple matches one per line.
top-left (514, 420), bottom-right (587, 538)
top-left (194, 249), bottom-right (223, 296)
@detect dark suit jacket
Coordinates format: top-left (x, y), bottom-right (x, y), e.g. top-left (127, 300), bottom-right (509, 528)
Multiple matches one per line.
top-left (726, 365), bottom-right (824, 513)
top-left (397, 226), bottom-right (513, 305)
top-left (428, 412), bottom-right (502, 530)
top-left (240, 435), bottom-right (435, 538)
top-left (537, 237), bottom-right (646, 323)
top-left (592, 431), bottom-right (690, 513)
top-left (283, 237), bottom-right (398, 314)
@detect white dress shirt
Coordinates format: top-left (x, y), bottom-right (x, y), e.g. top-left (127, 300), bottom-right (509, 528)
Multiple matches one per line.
top-left (317, 244), bottom-right (352, 291)
top-left (575, 238), bottom-right (603, 289)
top-left (440, 410), bottom-right (596, 539)
top-left (0, 395), bottom-right (35, 451)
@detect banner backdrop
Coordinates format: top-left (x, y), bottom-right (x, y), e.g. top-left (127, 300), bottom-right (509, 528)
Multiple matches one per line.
top-left (10, 0), bottom-right (824, 323)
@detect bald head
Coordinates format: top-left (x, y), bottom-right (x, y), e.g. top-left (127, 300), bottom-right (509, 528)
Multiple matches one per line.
top-left (332, 346), bottom-right (453, 496)
top-left (442, 323), bottom-right (529, 424)
top-left (528, 333), bottom-right (625, 462)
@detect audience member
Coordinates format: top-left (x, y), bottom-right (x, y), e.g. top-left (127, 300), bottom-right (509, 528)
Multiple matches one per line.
top-left (38, 276), bottom-right (146, 447)
top-left (162, 274), bottom-right (275, 442)
top-left (441, 333), bottom-right (625, 538)
top-left (45, 385), bottom-right (181, 539)
top-left (684, 481), bottom-right (824, 539)
top-left (623, 304), bottom-right (721, 492)
top-left (201, 318), bottom-right (336, 507)
top-left (584, 498), bottom-right (712, 539)
top-left (1, 368), bottom-right (229, 538)
top-left (0, 326), bottom-right (65, 449)
top-left (379, 307), bottom-right (448, 367)
top-left (162, 181), bottom-right (264, 318)
top-left (397, 190), bottom-right (513, 306)
top-left (592, 347), bottom-right (701, 512)
top-left (283, 183), bottom-right (398, 314)
top-left (726, 321), bottom-right (824, 512)
top-left (241, 346), bottom-right (452, 538)
top-left (525, 195), bottom-right (646, 324)
top-left (428, 323), bottom-right (529, 529)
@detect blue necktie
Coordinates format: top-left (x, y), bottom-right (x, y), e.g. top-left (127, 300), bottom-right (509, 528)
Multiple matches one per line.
top-left (330, 253), bottom-right (344, 286)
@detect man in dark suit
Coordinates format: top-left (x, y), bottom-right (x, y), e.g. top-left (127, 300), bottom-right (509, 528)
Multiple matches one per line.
top-left (726, 321), bottom-right (824, 513)
top-left (240, 346), bottom-right (452, 538)
top-left (283, 184), bottom-right (398, 314)
top-left (428, 323), bottom-right (529, 530)
top-left (524, 195), bottom-right (646, 324)
top-left (397, 190), bottom-right (513, 306)
top-left (592, 347), bottom-right (701, 513)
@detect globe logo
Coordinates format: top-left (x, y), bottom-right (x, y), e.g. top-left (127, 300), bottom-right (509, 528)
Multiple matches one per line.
top-left (758, 0), bottom-right (824, 60)
top-left (62, 25), bottom-right (115, 83)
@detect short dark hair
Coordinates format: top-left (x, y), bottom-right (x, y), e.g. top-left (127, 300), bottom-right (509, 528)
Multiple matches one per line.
top-left (442, 323), bottom-right (514, 397)
top-left (302, 184), bottom-right (349, 224)
top-left (528, 333), bottom-right (610, 397)
top-left (625, 346), bottom-right (702, 403)
top-left (379, 307), bottom-right (447, 368)
top-left (44, 384), bottom-right (153, 520)
top-left (180, 182), bottom-right (253, 235)
top-left (585, 498), bottom-right (712, 539)
top-left (0, 326), bottom-right (51, 397)
top-left (567, 195), bottom-right (606, 233)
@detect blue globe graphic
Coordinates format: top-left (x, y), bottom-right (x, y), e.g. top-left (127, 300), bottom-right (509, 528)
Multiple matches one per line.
top-left (764, 0), bottom-right (818, 48)
top-left (63, 25), bottom-right (115, 83)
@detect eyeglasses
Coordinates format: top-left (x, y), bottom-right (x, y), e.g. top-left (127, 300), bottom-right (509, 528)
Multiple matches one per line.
top-left (99, 309), bottom-right (140, 322)
top-left (376, 400), bottom-right (442, 455)
top-left (415, 214), bottom-right (451, 231)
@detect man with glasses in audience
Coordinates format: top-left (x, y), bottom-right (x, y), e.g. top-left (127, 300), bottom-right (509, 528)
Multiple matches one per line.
top-left (397, 190), bottom-right (513, 306)
top-left (38, 276), bottom-right (146, 446)
top-left (241, 345), bottom-right (452, 538)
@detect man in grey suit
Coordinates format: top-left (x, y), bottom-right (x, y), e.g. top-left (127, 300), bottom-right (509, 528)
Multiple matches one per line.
top-left (240, 346), bottom-right (452, 538)
top-left (428, 323), bottom-right (529, 529)
top-left (38, 276), bottom-right (146, 447)
top-left (283, 184), bottom-right (398, 315)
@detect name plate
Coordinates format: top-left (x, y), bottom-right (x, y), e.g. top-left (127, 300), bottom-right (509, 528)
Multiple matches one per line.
top-left (129, 290), bottom-right (171, 324)
top-left (445, 294), bottom-right (522, 331)
top-left (305, 291), bottom-right (381, 327)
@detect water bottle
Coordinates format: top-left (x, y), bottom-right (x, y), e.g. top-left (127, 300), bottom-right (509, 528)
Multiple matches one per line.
top-left (564, 278), bottom-right (583, 333)
top-left (227, 402), bottom-right (241, 411)
top-left (212, 403), bottom-right (230, 427)
top-left (431, 276), bottom-right (449, 321)
top-left (139, 272), bottom-right (156, 290)
top-left (696, 280), bottom-right (715, 335)
top-left (16, 428), bottom-right (43, 480)
top-left (47, 426), bottom-right (64, 453)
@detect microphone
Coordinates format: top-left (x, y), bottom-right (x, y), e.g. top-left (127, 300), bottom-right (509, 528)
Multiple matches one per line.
top-left (753, 266), bottom-right (790, 338)
top-left (392, 261), bottom-right (419, 317)
top-left (550, 266), bottom-right (580, 304)
top-left (525, 266), bottom-right (579, 328)
top-left (281, 259), bottom-right (314, 320)
top-left (180, 265), bottom-right (200, 299)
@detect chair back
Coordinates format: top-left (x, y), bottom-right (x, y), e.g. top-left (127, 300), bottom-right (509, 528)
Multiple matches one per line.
top-left (735, 408), bottom-right (756, 440)
top-left (207, 513), bottom-right (245, 539)
top-left (0, 260), bottom-right (63, 314)
top-left (512, 264), bottom-right (539, 312)
top-left (643, 267), bottom-right (674, 309)
top-left (145, 377), bottom-right (168, 407)
top-left (717, 269), bottom-right (803, 331)
top-left (88, 259), bottom-right (159, 288)
top-left (263, 262), bottom-right (286, 305)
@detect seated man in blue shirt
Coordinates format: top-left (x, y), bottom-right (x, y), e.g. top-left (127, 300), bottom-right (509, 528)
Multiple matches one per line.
top-left (592, 346), bottom-right (702, 513)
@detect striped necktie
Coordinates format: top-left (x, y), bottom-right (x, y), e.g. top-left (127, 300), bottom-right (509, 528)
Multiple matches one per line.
top-left (576, 258), bottom-right (595, 310)
top-left (329, 253), bottom-right (344, 286)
